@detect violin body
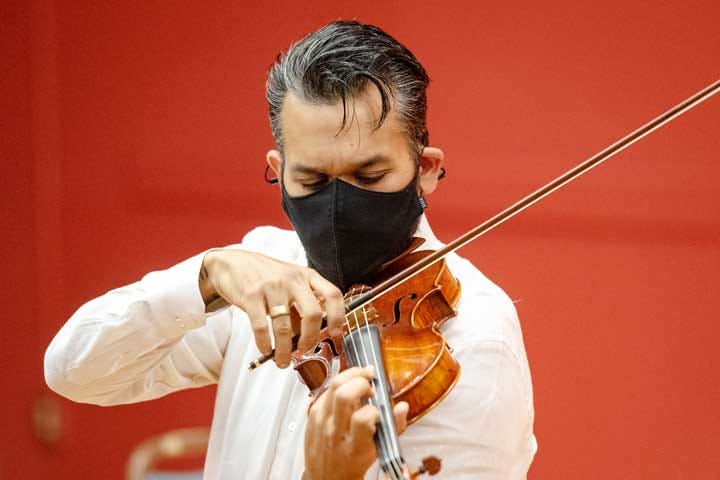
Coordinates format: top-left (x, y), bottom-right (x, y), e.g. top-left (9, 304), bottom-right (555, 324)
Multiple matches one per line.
top-left (292, 248), bottom-right (462, 424)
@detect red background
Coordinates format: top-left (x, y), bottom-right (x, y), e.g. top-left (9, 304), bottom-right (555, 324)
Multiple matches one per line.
top-left (3, 1), bottom-right (719, 478)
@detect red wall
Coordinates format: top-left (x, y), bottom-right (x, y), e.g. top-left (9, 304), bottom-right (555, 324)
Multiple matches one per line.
top-left (4, 1), bottom-right (719, 478)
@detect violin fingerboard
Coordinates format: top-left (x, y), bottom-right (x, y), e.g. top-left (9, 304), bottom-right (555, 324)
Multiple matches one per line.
top-left (343, 326), bottom-right (408, 479)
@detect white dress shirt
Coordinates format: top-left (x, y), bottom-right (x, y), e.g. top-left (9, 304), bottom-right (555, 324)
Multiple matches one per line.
top-left (45, 216), bottom-right (536, 479)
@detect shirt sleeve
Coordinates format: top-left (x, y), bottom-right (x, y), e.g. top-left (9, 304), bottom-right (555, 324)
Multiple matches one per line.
top-left (457, 340), bottom-right (535, 479)
top-left (44, 250), bottom-right (233, 406)
top-left (402, 339), bottom-right (535, 480)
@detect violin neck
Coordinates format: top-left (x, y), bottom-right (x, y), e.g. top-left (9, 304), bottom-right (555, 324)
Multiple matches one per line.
top-left (343, 325), bottom-right (409, 480)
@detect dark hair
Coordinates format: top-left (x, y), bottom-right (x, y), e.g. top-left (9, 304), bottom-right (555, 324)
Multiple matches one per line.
top-left (266, 21), bottom-right (430, 156)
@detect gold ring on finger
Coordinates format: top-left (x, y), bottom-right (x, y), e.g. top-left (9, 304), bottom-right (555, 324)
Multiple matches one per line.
top-left (269, 304), bottom-right (291, 318)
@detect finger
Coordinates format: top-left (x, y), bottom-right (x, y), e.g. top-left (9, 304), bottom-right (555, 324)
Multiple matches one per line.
top-left (393, 401), bottom-right (409, 435)
top-left (265, 291), bottom-right (292, 368)
top-left (350, 404), bottom-right (381, 448)
top-left (325, 366), bottom-right (375, 416)
top-left (333, 376), bottom-right (374, 429)
top-left (308, 384), bottom-right (329, 420)
top-left (290, 283), bottom-right (324, 353)
top-left (308, 271), bottom-right (346, 336)
top-left (289, 307), bottom-right (301, 341)
top-left (244, 293), bottom-right (272, 356)
top-left (327, 365), bottom-right (375, 393)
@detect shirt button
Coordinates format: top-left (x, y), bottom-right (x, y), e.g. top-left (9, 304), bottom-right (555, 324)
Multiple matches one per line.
top-left (288, 421), bottom-right (297, 432)
top-left (175, 318), bottom-right (186, 329)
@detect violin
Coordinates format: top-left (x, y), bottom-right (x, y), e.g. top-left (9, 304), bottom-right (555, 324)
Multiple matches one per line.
top-left (249, 79), bottom-right (720, 479)
top-left (295, 246), bottom-right (461, 478)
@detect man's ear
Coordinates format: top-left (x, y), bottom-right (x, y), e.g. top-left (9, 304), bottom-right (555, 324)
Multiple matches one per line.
top-left (266, 149), bottom-right (283, 180)
top-left (418, 146), bottom-right (444, 195)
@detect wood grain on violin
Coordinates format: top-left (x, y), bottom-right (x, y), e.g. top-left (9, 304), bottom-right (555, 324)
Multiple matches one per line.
top-left (293, 249), bottom-right (462, 425)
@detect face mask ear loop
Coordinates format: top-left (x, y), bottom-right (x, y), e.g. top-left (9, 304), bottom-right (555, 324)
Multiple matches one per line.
top-left (264, 165), bottom-right (279, 185)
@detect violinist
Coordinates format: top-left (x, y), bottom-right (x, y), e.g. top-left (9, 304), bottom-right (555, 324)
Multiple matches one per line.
top-left (45, 20), bottom-right (536, 479)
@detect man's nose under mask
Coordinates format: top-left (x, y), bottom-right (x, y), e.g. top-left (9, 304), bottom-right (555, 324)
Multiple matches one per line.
top-left (281, 177), bottom-right (424, 292)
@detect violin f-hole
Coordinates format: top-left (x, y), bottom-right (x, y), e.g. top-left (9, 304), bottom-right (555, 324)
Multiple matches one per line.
top-left (314, 337), bottom-right (340, 356)
top-left (390, 293), bottom-right (418, 326)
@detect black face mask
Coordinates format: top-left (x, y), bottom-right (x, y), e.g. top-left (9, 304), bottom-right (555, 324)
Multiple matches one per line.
top-left (281, 176), bottom-right (424, 291)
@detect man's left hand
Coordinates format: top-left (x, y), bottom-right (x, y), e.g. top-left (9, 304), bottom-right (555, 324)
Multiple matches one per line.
top-left (303, 366), bottom-right (409, 480)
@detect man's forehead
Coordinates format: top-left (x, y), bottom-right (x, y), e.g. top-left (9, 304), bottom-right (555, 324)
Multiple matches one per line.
top-left (287, 154), bottom-right (392, 174)
top-left (280, 89), bottom-right (410, 171)
top-left (282, 87), bottom-right (386, 130)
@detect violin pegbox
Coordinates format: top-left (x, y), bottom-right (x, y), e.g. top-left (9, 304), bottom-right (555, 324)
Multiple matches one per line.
top-left (292, 283), bottom-right (378, 398)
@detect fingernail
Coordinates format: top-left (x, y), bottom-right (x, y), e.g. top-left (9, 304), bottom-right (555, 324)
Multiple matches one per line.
top-left (366, 365), bottom-right (376, 377)
top-left (330, 327), bottom-right (343, 337)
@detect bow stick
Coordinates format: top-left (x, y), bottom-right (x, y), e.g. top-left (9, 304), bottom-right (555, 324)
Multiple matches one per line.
top-left (250, 78), bottom-right (720, 370)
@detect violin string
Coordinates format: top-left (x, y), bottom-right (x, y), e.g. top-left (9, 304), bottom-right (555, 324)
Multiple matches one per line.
top-left (343, 289), bottom-right (395, 475)
top-left (350, 297), bottom-right (400, 478)
top-left (353, 304), bottom-right (391, 476)
top-left (351, 300), bottom-right (401, 477)
top-left (360, 302), bottom-right (404, 477)
top-left (350, 303), bottom-right (393, 474)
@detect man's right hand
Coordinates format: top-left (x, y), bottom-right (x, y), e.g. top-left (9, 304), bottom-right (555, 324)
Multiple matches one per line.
top-left (199, 249), bottom-right (346, 368)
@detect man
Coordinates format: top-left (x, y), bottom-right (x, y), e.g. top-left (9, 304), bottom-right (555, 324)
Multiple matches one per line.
top-left (45, 21), bottom-right (536, 479)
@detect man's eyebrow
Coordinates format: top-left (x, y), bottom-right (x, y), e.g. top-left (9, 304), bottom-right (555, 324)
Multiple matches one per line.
top-left (354, 155), bottom-right (391, 169)
top-left (289, 155), bottom-right (391, 175)
top-left (289, 164), bottom-right (324, 175)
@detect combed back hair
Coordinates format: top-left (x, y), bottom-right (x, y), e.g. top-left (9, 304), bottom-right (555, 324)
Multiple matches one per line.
top-left (266, 20), bottom-right (430, 156)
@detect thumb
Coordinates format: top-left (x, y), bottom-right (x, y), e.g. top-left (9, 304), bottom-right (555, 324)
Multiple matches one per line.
top-left (393, 401), bottom-right (409, 435)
